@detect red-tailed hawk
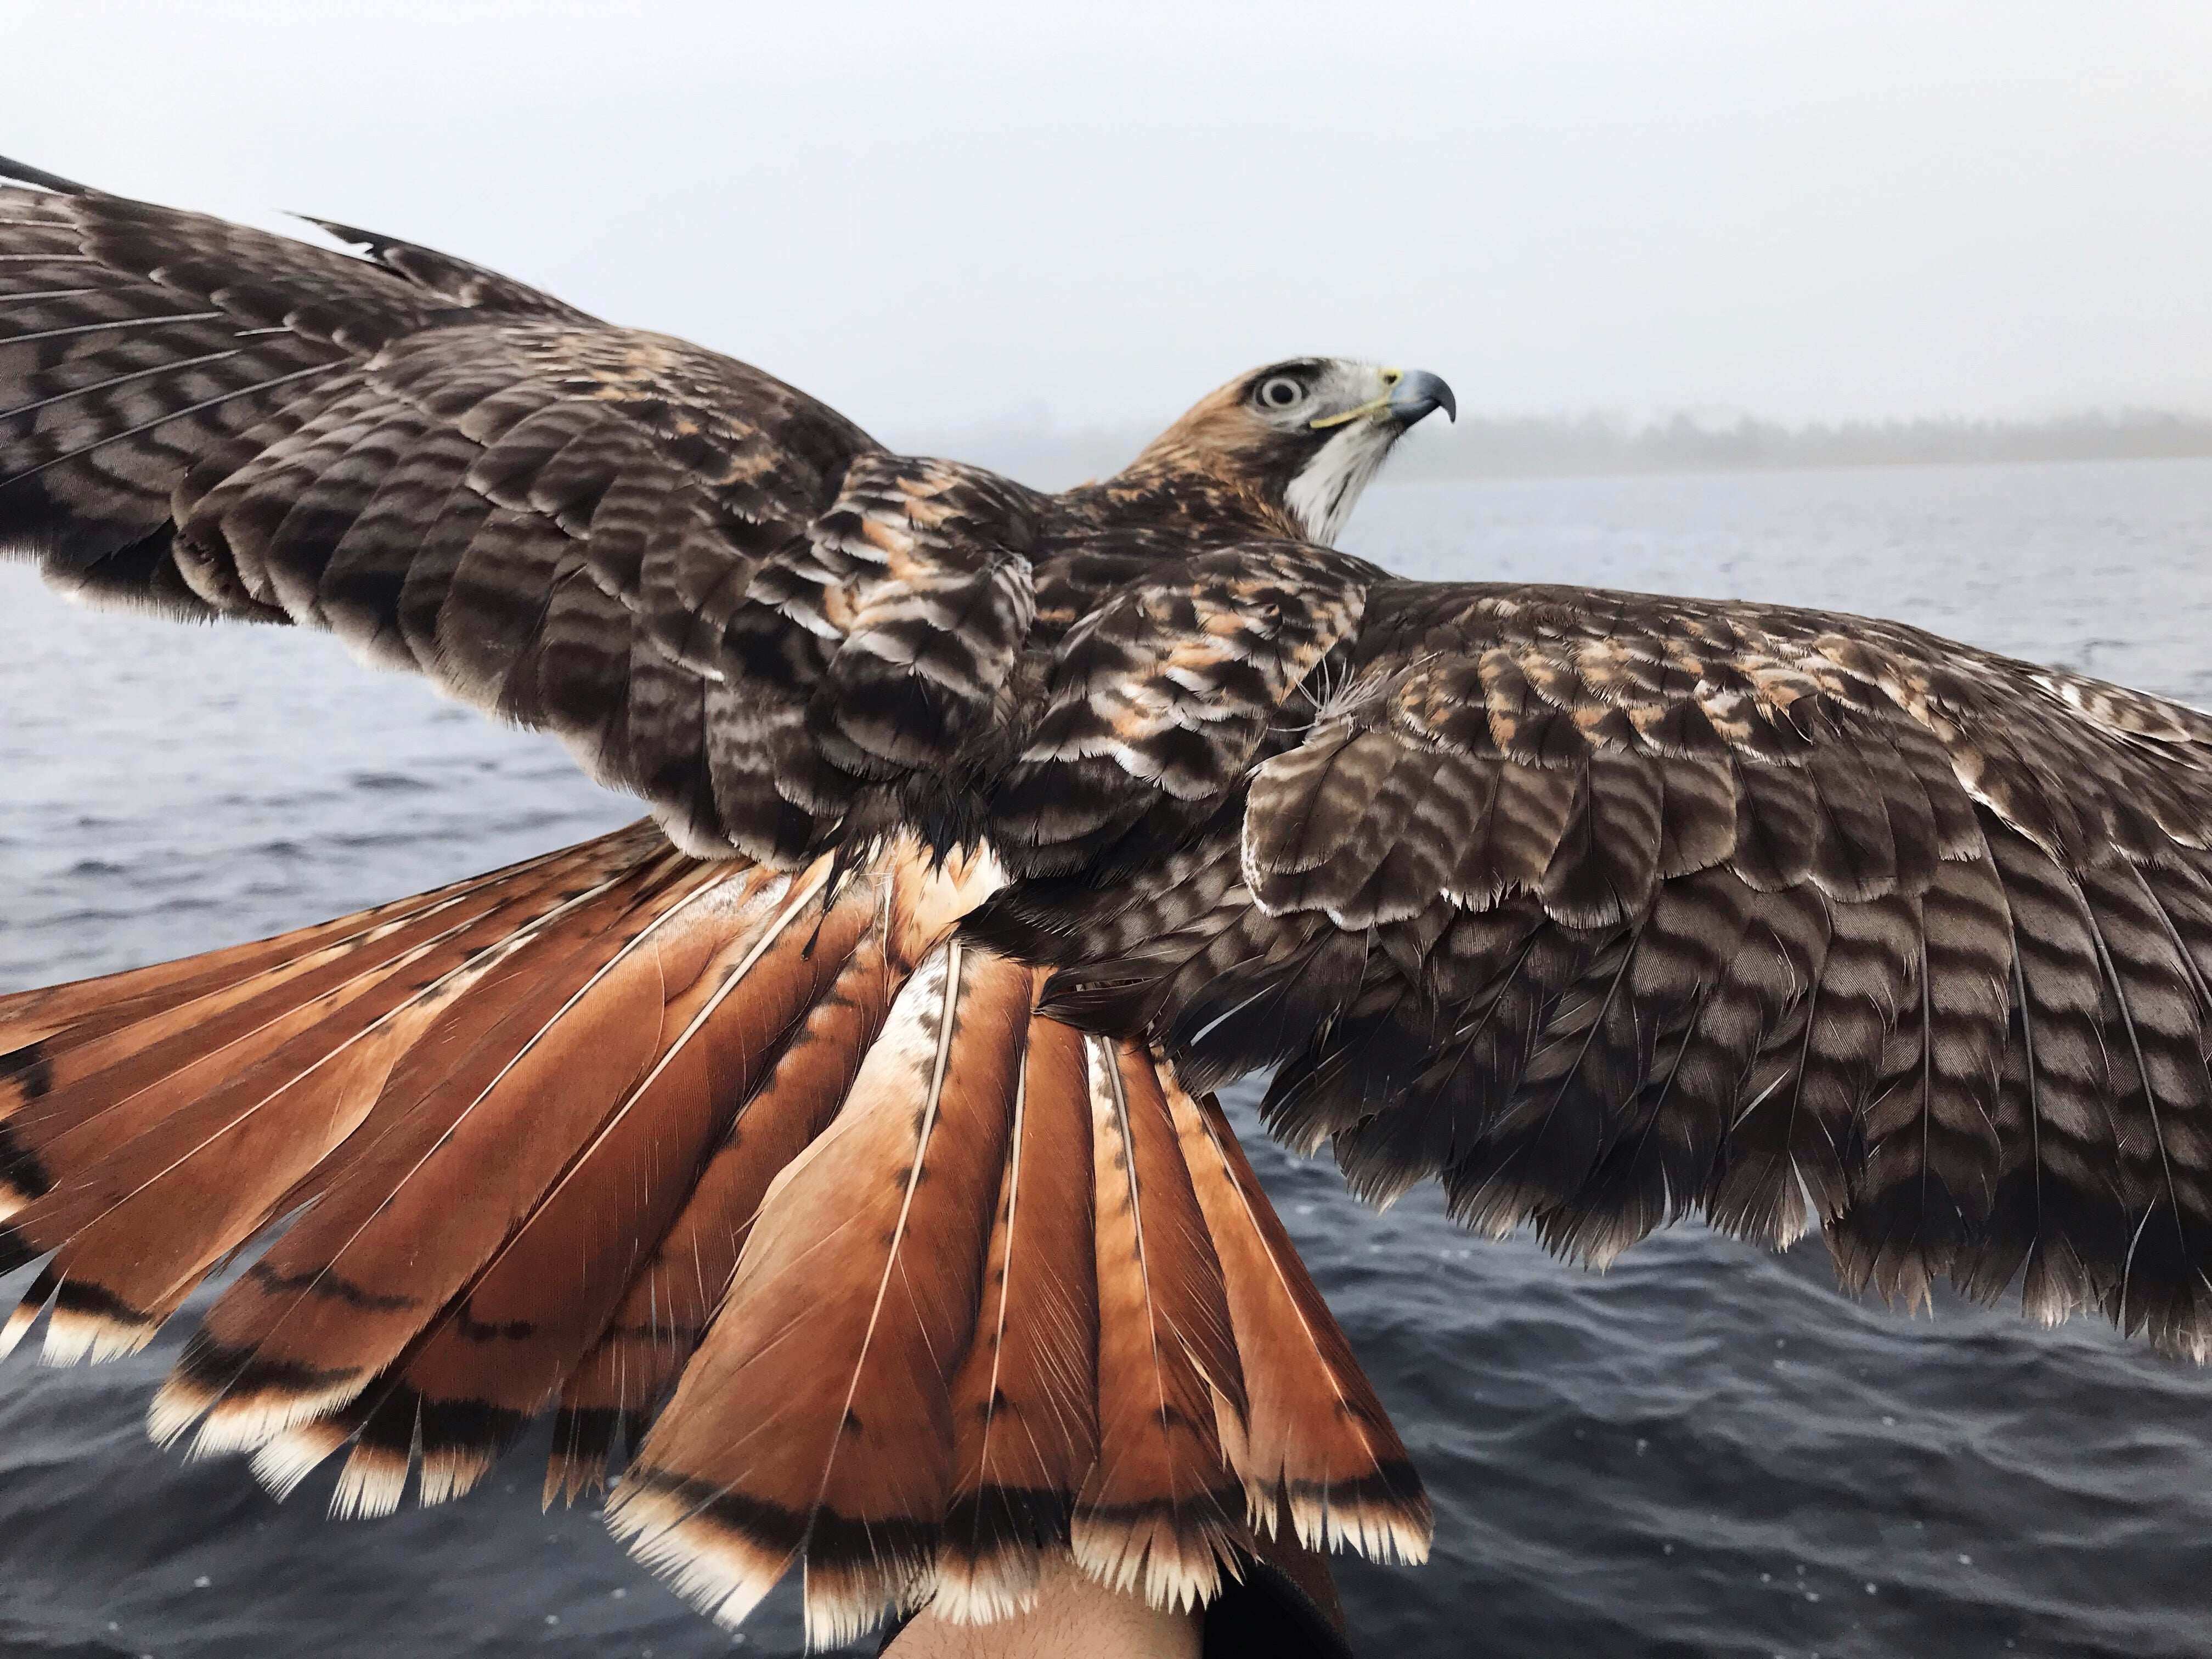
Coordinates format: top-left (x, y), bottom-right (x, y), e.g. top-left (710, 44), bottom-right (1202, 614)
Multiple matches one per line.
top-left (3, 156), bottom-right (2209, 1649)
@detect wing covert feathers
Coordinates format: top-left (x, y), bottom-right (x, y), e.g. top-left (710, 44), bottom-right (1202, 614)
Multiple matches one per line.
top-left (0, 823), bottom-right (1421, 1644)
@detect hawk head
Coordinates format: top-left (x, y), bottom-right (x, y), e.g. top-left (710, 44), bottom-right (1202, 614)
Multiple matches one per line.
top-left (1122, 358), bottom-right (1455, 545)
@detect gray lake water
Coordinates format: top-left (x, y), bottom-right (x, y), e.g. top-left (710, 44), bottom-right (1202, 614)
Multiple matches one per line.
top-left (3, 459), bottom-right (2211, 1659)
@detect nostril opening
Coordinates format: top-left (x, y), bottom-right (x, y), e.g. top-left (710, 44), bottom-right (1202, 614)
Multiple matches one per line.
top-left (1380, 368), bottom-right (1403, 386)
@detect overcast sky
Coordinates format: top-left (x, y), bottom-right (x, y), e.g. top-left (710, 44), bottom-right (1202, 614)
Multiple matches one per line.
top-left (5, 2), bottom-right (2209, 444)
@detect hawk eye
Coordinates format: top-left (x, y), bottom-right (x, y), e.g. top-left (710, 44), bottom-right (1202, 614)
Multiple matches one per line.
top-left (1256, 375), bottom-right (1305, 410)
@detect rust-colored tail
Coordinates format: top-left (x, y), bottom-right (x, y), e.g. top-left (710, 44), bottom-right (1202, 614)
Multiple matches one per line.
top-left (0, 822), bottom-right (1427, 1645)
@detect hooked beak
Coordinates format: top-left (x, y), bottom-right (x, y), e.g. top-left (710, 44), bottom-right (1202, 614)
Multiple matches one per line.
top-left (1309, 366), bottom-right (1458, 431)
top-left (1384, 368), bottom-right (1456, 426)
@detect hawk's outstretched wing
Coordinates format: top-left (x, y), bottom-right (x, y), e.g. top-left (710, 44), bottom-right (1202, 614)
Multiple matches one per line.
top-left (0, 163), bottom-right (1039, 863)
top-left (982, 578), bottom-right (2212, 1356)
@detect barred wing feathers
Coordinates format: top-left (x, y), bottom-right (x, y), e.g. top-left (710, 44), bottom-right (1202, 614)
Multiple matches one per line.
top-left (1003, 579), bottom-right (2212, 1362)
top-left (0, 162), bottom-right (1037, 866)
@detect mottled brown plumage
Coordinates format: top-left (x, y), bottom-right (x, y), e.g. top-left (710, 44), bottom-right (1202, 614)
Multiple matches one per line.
top-left (7, 153), bottom-right (2212, 1645)
top-left (1014, 581), bottom-right (2212, 1360)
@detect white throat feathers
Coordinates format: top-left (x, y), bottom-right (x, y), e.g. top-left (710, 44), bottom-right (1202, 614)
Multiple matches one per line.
top-left (1283, 415), bottom-right (1401, 545)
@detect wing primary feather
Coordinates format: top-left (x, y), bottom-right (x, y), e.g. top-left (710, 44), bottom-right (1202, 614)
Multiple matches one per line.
top-left (0, 360), bottom-right (341, 492)
top-left (0, 308), bottom-right (225, 347)
top-left (2072, 868), bottom-right (2212, 1355)
top-left (0, 345), bottom-right (251, 425)
top-left (0, 156), bottom-right (93, 193)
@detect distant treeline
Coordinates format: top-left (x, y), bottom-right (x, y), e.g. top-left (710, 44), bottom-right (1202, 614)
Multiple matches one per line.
top-left (935, 409), bottom-right (2212, 492)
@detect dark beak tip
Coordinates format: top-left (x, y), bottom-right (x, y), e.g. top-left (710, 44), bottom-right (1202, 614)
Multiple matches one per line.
top-left (1389, 369), bottom-right (1457, 427)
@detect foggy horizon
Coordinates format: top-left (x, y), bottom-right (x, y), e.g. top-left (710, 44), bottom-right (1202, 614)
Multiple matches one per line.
top-left (931, 404), bottom-right (2212, 492)
top-left (7, 2), bottom-right (2208, 448)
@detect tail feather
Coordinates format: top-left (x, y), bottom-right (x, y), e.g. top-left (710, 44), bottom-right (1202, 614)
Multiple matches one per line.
top-left (0, 831), bottom-right (665, 1361)
top-left (0, 833), bottom-right (633, 1221)
top-left (380, 860), bottom-right (851, 1498)
top-left (329, 1389), bottom-right (415, 1521)
top-left (934, 1007), bottom-right (1102, 1623)
top-left (1165, 1072), bottom-right (1429, 1560)
top-left (608, 935), bottom-right (1026, 1645)
top-left (154, 844), bottom-right (719, 1453)
top-left (13, 894), bottom-right (593, 1352)
top-left (1072, 1036), bottom-right (1250, 1612)
top-left (2, 831), bottom-right (636, 1081)
top-left (0, 835), bottom-right (609, 1057)
top-left (546, 907), bottom-right (905, 1505)
top-left (0, 823), bottom-right (1424, 1645)
top-left (284, 857), bottom-right (860, 1510)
